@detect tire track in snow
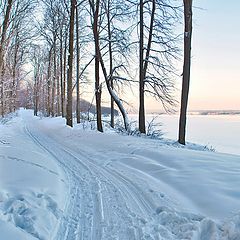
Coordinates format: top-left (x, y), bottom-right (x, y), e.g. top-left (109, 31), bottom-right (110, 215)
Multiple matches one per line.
top-left (24, 122), bottom-right (158, 239)
top-left (54, 146), bottom-right (136, 240)
top-left (24, 124), bottom-right (98, 240)
top-left (45, 141), bottom-right (155, 239)
top-left (70, 146), bottom-right (156, 216)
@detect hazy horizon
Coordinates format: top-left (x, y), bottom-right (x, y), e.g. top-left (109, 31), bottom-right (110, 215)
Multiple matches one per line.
top-left (188, 0), bottom-right (240, 111)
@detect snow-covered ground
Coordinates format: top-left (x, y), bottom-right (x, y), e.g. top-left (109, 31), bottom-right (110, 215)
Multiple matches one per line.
top-left (0, 109), bottom-right (240, 239)
top-left (0, 111), bottom-right (66, 239)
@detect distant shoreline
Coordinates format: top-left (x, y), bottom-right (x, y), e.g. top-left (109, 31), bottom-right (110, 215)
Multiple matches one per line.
top-left (188, 110), bottom-right (240, 116)
top-left (131, 110), bottom-right (240, 116)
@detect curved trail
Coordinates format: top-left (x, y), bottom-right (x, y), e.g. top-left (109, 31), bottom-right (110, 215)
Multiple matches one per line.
top-left (15, 110), bottom-right (240, 240)
top-left (24, 119), bottom-right (157, 240)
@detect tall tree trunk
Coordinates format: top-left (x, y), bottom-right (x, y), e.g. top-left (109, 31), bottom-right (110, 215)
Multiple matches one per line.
top-left (0, 0), bottom-right (13, 117)
top-left (110, 78), bottom-right (114, 127)
top-left (34, 64), bottom-right (39, 116)
top-left (11, 33), bottom-right (19, 112)
top-left (51, 36), bottom-right (57, 117)
top-left (42, 72), bottom-right (46, 114)
top-left (34, 81), bottom-right (38, 116)
top-left (106, 0), bottom-right (114, 128)
top-left (56, 45), bottom-right (60, 116)
top-left (76, 5), bottom-right (80, 124)
top-left (178, 0), bottom-right (193, 145)
top-left (143, 0), bottom-right (155, 80)
top-left (66, 0), bottom-right (75, 127)
top-left (62, 26), bottom-right (68, 117)
top-left (57, 67), bottom-right (60, 116)
top-left (139, 0), bottom-right (145, 133)
top-left (13, 45), bottom-right (19, 112)
top-left (0, 0), bottom-right (13, 73)
top-left (60, 27), bottom-right (64, 117)
top-left (0, 76), bottom-right (3, 117)
top-left (91, 0), bottom-right (103, 132)
top-left (47, 49), bottom-right (52, 117)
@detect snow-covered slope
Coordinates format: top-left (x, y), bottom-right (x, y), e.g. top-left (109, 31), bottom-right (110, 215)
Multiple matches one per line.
top-left (0, 109), bottom-right (240, 239)
top-left (0, 112), bottom-right (67, 240)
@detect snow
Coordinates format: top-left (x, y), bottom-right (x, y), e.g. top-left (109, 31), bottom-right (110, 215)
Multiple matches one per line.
top-left (0, 109), bottom-right (240, 239)
top-left (0, 112), bottom-right (67, 240)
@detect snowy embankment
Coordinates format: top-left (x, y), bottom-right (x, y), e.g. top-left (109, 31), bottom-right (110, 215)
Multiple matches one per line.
top-left (0, 112), bottom-right (67, 240)
top-left (1, 109), bottom-right (240, 239)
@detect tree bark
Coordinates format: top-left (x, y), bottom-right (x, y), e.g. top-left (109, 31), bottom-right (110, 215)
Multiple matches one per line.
top-left (99, 54), bottom-right (130, 132)
top-left (11, 32), bottom-right (19, 112)
top-left (0, 0), bottom-right (13, 117)
top-left (143, 0), bottom-right (155, 80)
top-left (60, 27), bottom-right (64, 117)
top-left (47, 49), bottom-right (52, 117)
top-left (91, 0), bottom-right (103, 132)
top-left (178, 0), bottom-right (193, 145)
top-left (106, 0), bottom-right (114, 128)
top-left (139, 0), bottom-right (145, 133)
top-left (34, 68), bottom-right (39, 116)
top-left (56, 64), bottom-right (60, 116)
top-left (66, 0), bottom-right (76, 127)
top-left (76, 5), bottom-right (80, 124)
top-left (51, 35), bottom-right (57, 117)
top-left (62, 26), bottom-right (68, 117)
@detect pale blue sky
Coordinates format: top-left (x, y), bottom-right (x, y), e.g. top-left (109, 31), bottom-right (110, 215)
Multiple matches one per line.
top-left (189, 0), bottom-right (240, 110)
top-left (82, 0), bottom-right (239, 112)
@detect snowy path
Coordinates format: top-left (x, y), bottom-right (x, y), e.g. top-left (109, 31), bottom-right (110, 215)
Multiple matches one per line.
top-left (1, 110), bottom-right (240, 239)
top-left (24, 115), bottom-right (156, 239)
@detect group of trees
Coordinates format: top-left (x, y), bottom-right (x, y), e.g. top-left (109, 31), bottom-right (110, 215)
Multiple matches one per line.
top-left (0, 0), bottom-right (193, 145)
top-left (0, 0), bottom-right (36, 116)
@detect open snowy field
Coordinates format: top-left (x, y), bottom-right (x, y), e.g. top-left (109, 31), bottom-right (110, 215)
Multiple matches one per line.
top-left (0, 109), bottom-right (240, 239)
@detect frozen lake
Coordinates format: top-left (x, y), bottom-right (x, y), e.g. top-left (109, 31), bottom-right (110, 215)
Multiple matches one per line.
top-left (130, 114), bottom-right (240, 156)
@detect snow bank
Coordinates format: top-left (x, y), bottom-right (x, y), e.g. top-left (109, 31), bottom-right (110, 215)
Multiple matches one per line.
top-left (27, 110), bottom-right (240, 239)
top-left (1, 109), bottom-right (240, 239)
top-left (0, 112), bottom-right (67, 239)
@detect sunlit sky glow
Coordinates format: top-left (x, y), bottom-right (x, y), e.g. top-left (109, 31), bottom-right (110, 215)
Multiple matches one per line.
top-left (188, 0), bottom-right (240, 111)
top-left (143, 0), bottom-right (240, 112)
top-left (27, 1), bottom-right (239, 113)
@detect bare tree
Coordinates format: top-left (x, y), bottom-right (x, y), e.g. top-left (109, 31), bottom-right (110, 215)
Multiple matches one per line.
top-left (178, 0), bottom-right (193, 145)
top-left (58, 6), bottom-right (68, 118)
top-left (89, 0), bottom-right (103, 132)
top-left (31, 45), bottom-right (41, 116)
top-left (99, 0), bottom-right (132, 131)
top-left (46, 47), bottom-right (52, 116)
top-left (37, 0), bottom-right (70, 117)
top-left (0, 0), bottom-right (37, 116)
top-left (62, 24), bottom-right (68, 117)
top-left (75, 4), bottom-right (80, 123)
top-left (137, 0), bottom-right (180, 133)
top-left (66, 0), bottom-right (76, 127)
top-left (139, 0), bottom-right (145, 133)
top-left (0, 0), bottom-right (13, 116)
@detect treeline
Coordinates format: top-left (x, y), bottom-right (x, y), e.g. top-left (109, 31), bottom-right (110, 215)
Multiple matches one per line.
top-left (0, 0), bottom-right (36, 116)
top-left (0, 0), bottom-right (192, 145)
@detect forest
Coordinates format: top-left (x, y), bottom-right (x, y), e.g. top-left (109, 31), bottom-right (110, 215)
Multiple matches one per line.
top-left (0, 0), bottom-right (192, 144)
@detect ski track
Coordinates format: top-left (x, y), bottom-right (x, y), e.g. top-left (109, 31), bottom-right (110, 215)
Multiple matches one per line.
top-left (23, 122), bottom-right (158, 240)
top-left (2, 112), bottom-right (240, 240)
